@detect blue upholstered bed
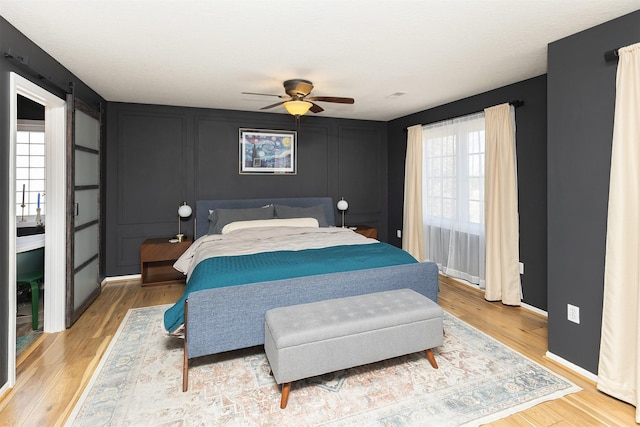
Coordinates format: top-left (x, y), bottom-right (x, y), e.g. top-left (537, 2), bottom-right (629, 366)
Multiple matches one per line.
top-left (177, 197), bottom-right (440, 391)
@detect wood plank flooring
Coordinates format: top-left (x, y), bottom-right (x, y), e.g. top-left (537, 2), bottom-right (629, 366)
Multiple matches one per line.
top-left (0, 276), bottom-right (635, 426)
top-left (437, 275), bottom-right (636, 427)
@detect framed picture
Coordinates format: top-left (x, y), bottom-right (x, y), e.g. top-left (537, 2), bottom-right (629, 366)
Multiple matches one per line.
top-left (239, 128), bottom-right (297, 175)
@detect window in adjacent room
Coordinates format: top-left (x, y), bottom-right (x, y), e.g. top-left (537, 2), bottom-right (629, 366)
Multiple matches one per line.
top-left (16, 120), bottom-right (46, 219)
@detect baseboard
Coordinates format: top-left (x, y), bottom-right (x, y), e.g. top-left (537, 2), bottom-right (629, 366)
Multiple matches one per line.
top-left (545, 351), bottom-right (598, 383)
top-left (442, 273), bottom-right (548, 317)
top-left (521, 302), bottom-right (547, 317)
top-left (0, 383), bottom-right (11, 402)
top-left (102, 274), bottom-right (141, 285)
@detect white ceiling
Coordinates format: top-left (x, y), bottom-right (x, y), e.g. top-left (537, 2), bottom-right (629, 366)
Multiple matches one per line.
top-left (1, 1), bottom-right (637, 121)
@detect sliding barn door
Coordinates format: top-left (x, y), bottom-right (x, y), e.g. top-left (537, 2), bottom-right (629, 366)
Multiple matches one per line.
top-left (66, 95), bottom-right (102, 327)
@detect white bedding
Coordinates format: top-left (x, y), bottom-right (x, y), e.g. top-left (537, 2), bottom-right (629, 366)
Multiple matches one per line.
top-left (174, 226), bottom-right (376, 279)
top-left (221, 217), bottom-right (319, 234)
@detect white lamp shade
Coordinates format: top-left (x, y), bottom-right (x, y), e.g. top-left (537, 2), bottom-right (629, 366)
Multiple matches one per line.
top-left (337, 199), bottom-right (349, 211)
top-left (178, 203), bottom-right (192, 218)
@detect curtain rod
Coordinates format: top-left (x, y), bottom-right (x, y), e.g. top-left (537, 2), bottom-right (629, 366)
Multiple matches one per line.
top-left (404, 99), bottom-right (524, 131)
top-left (604, 49), bottom-right (619, 62)
top-left (605, 41), bottom-right (640, 62)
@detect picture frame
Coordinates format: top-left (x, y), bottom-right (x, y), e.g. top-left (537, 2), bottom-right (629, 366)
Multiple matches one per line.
top-left (239, 128), bottom-right (297, 175)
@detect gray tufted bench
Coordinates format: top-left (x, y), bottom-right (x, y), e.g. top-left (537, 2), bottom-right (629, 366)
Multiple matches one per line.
top-left (264, 288), bottom-right (444, 408)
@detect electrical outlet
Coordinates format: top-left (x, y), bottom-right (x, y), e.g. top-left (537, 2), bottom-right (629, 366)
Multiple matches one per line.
top-left (567, 304), bottom-right (580, 324)
top-left (396, 229), bottom-right (402, 238)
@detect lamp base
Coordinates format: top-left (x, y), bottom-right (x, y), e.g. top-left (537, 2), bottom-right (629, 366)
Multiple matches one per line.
top-left (176, 233), bottom-right (185, 242)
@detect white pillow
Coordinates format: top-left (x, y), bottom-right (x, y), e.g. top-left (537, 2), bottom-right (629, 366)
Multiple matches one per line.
top-left (221, 217), bottom-right (319, 234)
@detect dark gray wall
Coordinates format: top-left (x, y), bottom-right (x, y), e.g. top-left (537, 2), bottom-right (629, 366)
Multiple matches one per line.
top-left (105, 103), bottom-right (387, 276)
top-left (547, 10), bottom-right (640, 374)
top-left (0, 17), bottom-right (103, 389)
top-left (387, 76), bottom-right (548, 311)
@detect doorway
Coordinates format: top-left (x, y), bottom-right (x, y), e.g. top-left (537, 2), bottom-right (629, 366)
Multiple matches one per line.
top-left (15, 99), bottom-right (46, 355)
top-left (6, 73), bottom-right (66, 388)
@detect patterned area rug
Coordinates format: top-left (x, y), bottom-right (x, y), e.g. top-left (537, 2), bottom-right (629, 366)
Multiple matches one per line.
top-left (66, 305), bottom-right (580, 427)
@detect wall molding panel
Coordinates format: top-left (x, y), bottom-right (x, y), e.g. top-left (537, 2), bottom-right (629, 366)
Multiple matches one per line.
top-left (106, 103), bottom-right (387, 275)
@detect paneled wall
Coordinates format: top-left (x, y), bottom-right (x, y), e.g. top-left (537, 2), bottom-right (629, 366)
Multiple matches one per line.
top-left (105, 103), bottom-right (387, 276)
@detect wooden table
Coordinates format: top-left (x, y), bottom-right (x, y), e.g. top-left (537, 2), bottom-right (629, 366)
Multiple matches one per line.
top-left (352, 225), bottom-right (378, 239)
top-left (140, 237), bottom-right (192, 286)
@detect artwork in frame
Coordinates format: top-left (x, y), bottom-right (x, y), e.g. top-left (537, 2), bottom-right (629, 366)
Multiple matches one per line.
top-left (239, 128), bottom-right (297, 175)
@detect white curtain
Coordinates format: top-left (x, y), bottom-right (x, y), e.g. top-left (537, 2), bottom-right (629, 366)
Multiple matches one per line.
top-left (403, 125), bottom-right (425, 261)
top-left (422, 112), bottom-right (486, 286)
top-left (598, 42), bottom-right (640, 424)
top-left (484, 104), bottom-right (521, 305)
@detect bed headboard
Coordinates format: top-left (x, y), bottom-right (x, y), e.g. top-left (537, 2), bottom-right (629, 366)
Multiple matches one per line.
top-left (194, 197), bottom-right (336, 239)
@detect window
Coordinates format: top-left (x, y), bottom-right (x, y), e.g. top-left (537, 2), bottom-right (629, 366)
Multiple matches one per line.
top-left (423, 112), bottom-right (485, 232)
top-left (16, 120), bottom-right (45, 218)
top-left (421, 112), bottom-right (485, 285)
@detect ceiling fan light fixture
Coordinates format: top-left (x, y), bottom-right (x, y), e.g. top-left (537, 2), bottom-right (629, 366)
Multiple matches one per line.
top-left (283, 100), bottom-right (312, 116)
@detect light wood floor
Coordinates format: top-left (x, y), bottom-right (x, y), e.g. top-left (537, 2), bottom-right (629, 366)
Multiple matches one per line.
top-left (0, 276), bottom-right (635, 426)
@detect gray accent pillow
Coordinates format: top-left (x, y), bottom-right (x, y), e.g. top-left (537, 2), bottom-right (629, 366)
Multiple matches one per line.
top-left (208, 206), bottom-right (274, 234)
top-left (274, 204), bottom-right (329, 227)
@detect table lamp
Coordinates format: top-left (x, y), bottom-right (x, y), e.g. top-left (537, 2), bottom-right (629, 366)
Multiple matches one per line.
top-left (337, 197), bottom-right (349, 228)
top-left (177, 201), bottom-right (192, 242)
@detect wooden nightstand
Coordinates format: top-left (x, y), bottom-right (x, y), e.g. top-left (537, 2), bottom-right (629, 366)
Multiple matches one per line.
top-left (140, 237), bottom-right (192, 286)
top-left (352, 225), bottom-right (378, 239)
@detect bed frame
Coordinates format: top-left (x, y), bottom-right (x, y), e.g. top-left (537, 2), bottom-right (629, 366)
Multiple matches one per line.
top-left (181, 197), bottom-right (439, 391)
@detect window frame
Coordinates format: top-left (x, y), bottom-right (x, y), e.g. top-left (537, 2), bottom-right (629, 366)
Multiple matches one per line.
top-left (16, 119), bottom-right (46, 222)
top-left (421, 112), bottom-right (485, 236)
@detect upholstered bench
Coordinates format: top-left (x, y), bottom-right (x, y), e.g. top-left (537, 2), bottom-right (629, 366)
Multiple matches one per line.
top-left (264, 288), bottom-right (444, 409)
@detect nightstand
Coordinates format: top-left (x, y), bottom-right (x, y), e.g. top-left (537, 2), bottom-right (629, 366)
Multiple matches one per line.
top-left (352, 225), bottom-right (378, 239)
top-left (140, 237), bottom-right (192, 286)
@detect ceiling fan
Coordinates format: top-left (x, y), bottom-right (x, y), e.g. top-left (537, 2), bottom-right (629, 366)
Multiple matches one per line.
top-left (242, 79), bottom-right (354, 116)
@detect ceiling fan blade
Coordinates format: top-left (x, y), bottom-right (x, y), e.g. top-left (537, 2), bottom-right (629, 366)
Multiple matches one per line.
top-left (260, 100), bottom-right (287, 110)
top-left (307, 96), bottom-right (354, 104)
top-left (309, 102), bottom-right (324, 113)
top-left (242, 92), bottom-right (288, 98)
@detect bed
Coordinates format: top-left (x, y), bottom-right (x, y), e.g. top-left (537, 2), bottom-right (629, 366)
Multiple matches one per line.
top-left (167, 197), bottom-right (440, 391)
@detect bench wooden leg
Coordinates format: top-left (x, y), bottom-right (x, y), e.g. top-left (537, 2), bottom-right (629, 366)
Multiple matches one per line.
top-left (425, 348), bottom-right (438, 369)
top-left (280, 382), bottom-right (291, 409)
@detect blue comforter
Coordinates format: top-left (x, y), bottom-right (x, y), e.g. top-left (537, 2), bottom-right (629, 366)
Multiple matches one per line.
top-left (163, 242), bottom-right (416, 332)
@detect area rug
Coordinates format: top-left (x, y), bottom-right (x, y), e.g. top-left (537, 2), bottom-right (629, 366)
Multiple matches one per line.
top-left (66, 304), bottom-right (580, 427)
top-left (16, 331), bottom-right (42, 360)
